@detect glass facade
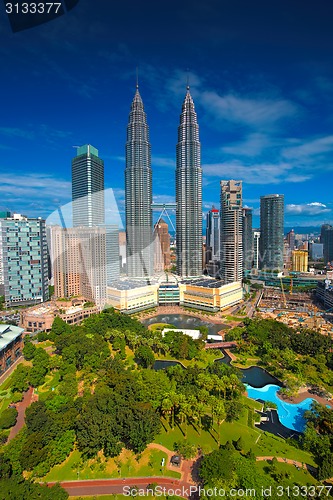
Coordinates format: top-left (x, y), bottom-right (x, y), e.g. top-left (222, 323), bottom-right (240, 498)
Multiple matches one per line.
top-left (260, 194), bottom-right (284, 271)
top-left (72, 144), bottom-right (105, 227)
top-left (125, 87), bottom-right (153, 278)
top-left (0, 215), bottom-right (49, 307)
top-left (176, 87), bottom-right (202, 277)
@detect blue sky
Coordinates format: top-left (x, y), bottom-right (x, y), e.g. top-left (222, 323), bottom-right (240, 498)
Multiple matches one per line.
top-left (0, 0), bottom-right (332, 229)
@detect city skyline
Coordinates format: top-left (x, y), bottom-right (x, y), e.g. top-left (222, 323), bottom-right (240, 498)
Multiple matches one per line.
top-left (0, 1), bottom-right (333, 228)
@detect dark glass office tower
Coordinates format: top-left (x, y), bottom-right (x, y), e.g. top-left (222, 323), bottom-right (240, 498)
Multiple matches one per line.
top-left (176, 87), bottom-right (202, 277)
top-left (321, 224), bottom-right (333, 265)
top-left (242, 207), bottom-right (253, 272)
top-left (220, 180), bottom-right (243, 283)
top-left (72, 144), bottom-right (104, 227)
top-left (206, 207), bottom-right (220, 263)
top-left (125, 86), bottom-right (152, 278)
top-left (259, 194), bottom-right (284, 271)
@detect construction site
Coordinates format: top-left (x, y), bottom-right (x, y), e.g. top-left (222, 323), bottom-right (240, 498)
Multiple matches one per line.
top-left (257, 279), bottom-right (333, 336)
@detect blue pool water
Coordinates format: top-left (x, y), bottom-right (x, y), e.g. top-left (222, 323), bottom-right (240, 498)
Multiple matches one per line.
top-left (246, 384), bottom-right (316, 432)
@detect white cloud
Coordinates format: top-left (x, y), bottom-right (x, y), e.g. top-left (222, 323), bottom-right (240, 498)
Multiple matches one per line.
top-left (200, 91), bottom-right (298, 128)
top-left (282, 135), bottom-right (333, 161)
top-left (285, 202), bottom-right (331, 215)
top-left (221, 133), bottom-right (274, 156)
top-left (202, 160), bottom-right (298, 185)
top-left (0, 173), bottom-right (71, 216)
top-left (152, 156), bottom-right (175, 168)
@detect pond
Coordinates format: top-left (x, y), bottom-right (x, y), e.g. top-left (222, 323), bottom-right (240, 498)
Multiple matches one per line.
top-left (142, 314), bottom-right (227, 336)
top-left (215, 349), bottom-right (282, 388)
top-left (146, 314), bottom-right (316, 434)
top-left (153, 360), bottom-right (184, 370)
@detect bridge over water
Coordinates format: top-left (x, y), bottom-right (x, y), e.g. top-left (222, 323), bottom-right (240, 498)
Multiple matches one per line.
top-left (205, 341), bottom-right (237, 349)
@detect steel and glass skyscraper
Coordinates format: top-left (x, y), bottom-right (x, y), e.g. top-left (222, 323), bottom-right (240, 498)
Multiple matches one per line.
top-left (176, 87), bottom-right (202, 277)
top-left (259, 194), bottom-right (284, 271)
top-left (242, 207), bottom-right (253, 272)
top-left (220, 180), bottom-right (243, 283)
top-left (72, 144), bottom-right (104, 227)
top-left (206, 207), bottom-right (220, 263)
top-left (125, 86), bottom-right (152, 278)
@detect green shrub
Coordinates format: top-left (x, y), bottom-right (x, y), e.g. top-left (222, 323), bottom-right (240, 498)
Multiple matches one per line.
top-left (0, 408), bottom-right (18, 429)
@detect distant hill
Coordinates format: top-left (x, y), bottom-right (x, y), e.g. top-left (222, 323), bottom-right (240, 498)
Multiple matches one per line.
top-left (284, 226), bottom-right (322, 235)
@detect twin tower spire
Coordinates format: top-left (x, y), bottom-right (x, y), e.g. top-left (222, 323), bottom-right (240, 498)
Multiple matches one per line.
top-left (125, 84), bottom-right (202, 279)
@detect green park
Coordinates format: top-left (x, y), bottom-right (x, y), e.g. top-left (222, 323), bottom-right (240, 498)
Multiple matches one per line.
top-left (0, 308), bottom-right (332, 498)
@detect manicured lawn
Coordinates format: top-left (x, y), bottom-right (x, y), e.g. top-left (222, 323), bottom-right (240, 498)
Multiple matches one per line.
top-left (43, 448), bottom-right (181, 482)
top-left (0, 360), bottom-right (31, 391)
top-left (241, 395), bottom-right (263, 410)
top-left (37, 340), bottom-right (53, 348)
top-left (37, 371), bottom-right (61, 401)
top-left (223, 315), bottom-right (245, 322)
top-left (148, 323), bottom-right (176, 332)
top-left (232, 356), bottom-right (261, 368)
top-left (256, 460), bottom-right (317, 485)
top-left (155, 349), bottom-right (223, 369)
top-left (0, 390), bottom-right (11, 415)
top-left (70, 496), bottom-right (184, 500)
top-left (156, 410), bottom-right (316, 467)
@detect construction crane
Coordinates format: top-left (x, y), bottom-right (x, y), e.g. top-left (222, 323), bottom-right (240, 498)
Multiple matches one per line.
top-left (279, 276), bottom-right (287, 308)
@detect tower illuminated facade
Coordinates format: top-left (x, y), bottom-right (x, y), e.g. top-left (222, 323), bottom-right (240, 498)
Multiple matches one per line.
top-left (176, 87), bottom-right (202, 277)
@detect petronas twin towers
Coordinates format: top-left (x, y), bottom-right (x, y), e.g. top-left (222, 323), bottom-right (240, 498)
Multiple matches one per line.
top-left (125, 84), bottom-right (202, 279)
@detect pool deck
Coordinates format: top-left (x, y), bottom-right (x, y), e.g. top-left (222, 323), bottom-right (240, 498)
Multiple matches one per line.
top-left (277, 388), bottom-right (333, 408)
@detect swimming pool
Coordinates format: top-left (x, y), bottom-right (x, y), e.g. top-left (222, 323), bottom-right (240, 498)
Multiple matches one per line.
top-left (246, 384), bottom-right (316, 433)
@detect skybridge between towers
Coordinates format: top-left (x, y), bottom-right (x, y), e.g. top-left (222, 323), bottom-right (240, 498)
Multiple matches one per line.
top-left (151, 203), bottom-right (176, 233)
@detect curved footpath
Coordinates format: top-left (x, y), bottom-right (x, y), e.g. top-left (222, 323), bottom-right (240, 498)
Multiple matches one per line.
top-left (8, 386), bottom-right (37, 442)
top-left (256, 456), bottom-right (316, 473)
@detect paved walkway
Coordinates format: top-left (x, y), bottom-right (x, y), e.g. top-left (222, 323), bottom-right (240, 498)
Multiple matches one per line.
top-left (147, 443), bottom-right (196, 484)
top-left (256, 456), bottom-right (316, 473)
top-left (47, 477), bottom-right (192, 498)
top-left (277, 389), bottom-right (333, 408)
top-left (8, 386), bottom-right (37, 442)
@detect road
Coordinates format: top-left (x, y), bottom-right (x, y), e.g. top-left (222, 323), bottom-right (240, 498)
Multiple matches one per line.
top-left (47, 477), bottom-right (193, 498)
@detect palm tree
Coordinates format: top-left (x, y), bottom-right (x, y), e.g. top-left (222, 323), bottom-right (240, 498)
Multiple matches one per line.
top-left (178, 397), bottom-right (191, 438)
top-left (229, 374), bottom-right (241, 398)
top-left (213, 400), bottom-right (226, 446)
top-left (161, 397), bottom-right (173, 426)
top-left (193, 402), bottom-right (206, 435)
